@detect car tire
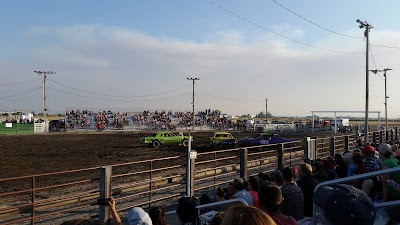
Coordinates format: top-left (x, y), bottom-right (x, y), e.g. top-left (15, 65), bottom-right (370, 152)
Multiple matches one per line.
top-left (182, 139), bottom-right (189, 147)
top-left (152, 140), bottom-right (161, 148)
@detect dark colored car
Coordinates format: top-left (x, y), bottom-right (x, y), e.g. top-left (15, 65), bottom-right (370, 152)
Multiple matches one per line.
top-left (238, 134), bottom-right (293, 147)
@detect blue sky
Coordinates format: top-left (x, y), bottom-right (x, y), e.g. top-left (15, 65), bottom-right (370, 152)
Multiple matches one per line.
top-left (1, 1), bottom-right (400, 118)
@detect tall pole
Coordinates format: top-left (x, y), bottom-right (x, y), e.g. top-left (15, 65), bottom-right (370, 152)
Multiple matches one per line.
top-left (383, 68), bottom-right (392, 131)
top-left (187, 77), bottom-right (199, 131)
top-left (34, 70), bottom-right (56, 132)
top-left (265, 98), bottom-right (268, 123)
top-left (357, 19), bottom-right (373, 145)
top-left (370, 68), bottom-right (392, 131)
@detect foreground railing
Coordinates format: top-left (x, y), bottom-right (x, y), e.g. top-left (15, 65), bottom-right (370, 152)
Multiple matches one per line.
top-left (313, 167), bottom-right (400, 225)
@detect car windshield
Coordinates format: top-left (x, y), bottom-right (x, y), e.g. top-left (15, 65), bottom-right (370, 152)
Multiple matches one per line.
top-left (152, 133), bottom-right (158, 137)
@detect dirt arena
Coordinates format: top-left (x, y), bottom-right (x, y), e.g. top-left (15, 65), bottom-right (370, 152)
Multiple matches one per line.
top-left (0, 130), bottom-right (321, 179)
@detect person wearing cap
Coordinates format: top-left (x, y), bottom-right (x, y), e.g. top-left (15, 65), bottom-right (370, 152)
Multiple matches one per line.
top-left (362, 144), bottom-right (382, 172)
top-left (377, 143), bottom-right (400, 202)
top-left (313, 184), bottom-right (376, 225)
top-left (361, 144), bottom-right (383, 197)
top-left (127, 207), bottom-right (153, 225)
top-left (231, 178), bottom-right (253, 206)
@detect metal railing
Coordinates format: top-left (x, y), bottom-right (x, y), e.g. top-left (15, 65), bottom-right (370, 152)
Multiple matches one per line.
top-left (312, 167), bottom-right (400, 225)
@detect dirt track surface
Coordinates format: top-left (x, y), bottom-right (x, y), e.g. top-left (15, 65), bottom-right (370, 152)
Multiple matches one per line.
top-left (0, 130), bottom-right (320, 179)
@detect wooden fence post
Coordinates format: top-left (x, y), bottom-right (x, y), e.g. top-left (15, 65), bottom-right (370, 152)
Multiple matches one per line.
top-left (239, 148), bottom-right (248, 178)
top-left (395, 127), bottom-right (398, 140)
top-left (379, 130), bottom-right (384, 144)
top-left (330, 137), bottom-right (335, 157)
top-left (344, 135), bottom-right (350, 152)
top-left (373, 132), bottom-right (377, 144)
top-left (190, 156), bottom-right (196, 197)
top-left (99, 166), bottom-right (112, 224)
top-left (278, 144), bottom-right (284, 170)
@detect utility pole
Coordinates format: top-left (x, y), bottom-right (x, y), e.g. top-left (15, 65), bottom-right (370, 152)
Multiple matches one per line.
top-left (357, 19), bottom-right (373, 145)
top-left (187, 77), bottom-right (199, 131)
top-left (370, 68), bottom-right (392, 131)
top-left (34, 70), bottom-right (56, 132)
top-left (265, 98), bottom-right (268, 123)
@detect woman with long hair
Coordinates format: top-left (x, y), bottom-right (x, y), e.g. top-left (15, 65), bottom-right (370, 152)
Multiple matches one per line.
top-left (221, 205), bottom-right (276, 225)
top-left (149, 206), bottom-right (167, 225)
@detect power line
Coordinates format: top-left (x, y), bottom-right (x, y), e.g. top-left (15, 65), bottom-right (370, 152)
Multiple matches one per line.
top-left (208, 1), bottom-right (363, 54)
top-left (197, 92), bottom-right (264, 103)
top-left (0, 78), bottom-right (42, 87)
top-left (0, 87), bottom-right (42, 100)
top-left (47, 79), bottom-right (191, 98)
top-left (47, 87), bottom-right (192, 102)
top-left (370, 44), bottom-right (400, 50)
top-left (369, 45), bottom-right (385, 80)
top-left (270, 0), bottom-right (362, 39)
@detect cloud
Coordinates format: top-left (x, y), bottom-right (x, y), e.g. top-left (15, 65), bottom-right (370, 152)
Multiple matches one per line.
top-left (3, 24), bottom-right (400, 117)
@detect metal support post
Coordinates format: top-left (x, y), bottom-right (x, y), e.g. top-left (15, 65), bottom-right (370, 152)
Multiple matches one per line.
top-left (99, 166), bottom-right (112, 224)
top-left (330, 137), bottom-right (335, 157)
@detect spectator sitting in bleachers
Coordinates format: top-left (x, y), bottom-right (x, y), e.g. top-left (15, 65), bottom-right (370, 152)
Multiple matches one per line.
top-left (209, 212), bottom-right (224, 225)
top-left (127, 207), bottom-right (152, 225)
top-left (258, 181), bottom-right (297, 225)
top-left (231, 178), bottom-right (253, 206)
top-left (322, 157), bottom-right (336, 180)
top-left (311, 161), bottom-right (328, 184)
top-left (221, 205), bottom-right (276, 225)
top-left (334, 153), bottom-right (348, 178)
top-left (313, 184), bottom-right (375, 225)
top-left (296, 163), bottom-right (317, 218)
top-left (247, 176), bottom-right (259, 208)
top-left (377, 143), bottom-right (400, 202)
top-left (149, 206), bottom-right (167, 225)
top-left (281, 167), bottom-right (304, 221)
top-left (361, 144), bottom-right (383, 198)
top-left (351, 151), bottom-right (369, 188)
top-left (176, 196), bottom-right (201, 225)
top-left (272, 170), bottom-right (284, 187)
top-left (199, 193), bottom-right (213, 214)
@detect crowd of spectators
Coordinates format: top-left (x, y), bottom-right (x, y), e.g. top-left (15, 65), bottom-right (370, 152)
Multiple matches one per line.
top-left (64, 109), bottom-right (248, 131)
top-left (60, 139), bottom-right (400, 225)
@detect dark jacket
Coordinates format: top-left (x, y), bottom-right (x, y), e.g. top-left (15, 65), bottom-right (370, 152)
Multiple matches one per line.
top-left (296, 173), bottom-right (317, 217)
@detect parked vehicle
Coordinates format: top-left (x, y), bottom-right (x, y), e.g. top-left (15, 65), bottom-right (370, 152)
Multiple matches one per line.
top-left (140, 132), bottom-right (192, 148)
top-left (209, 132), bottom-right (237, 148)
top-left (238, 133), bottom-right (292, 147)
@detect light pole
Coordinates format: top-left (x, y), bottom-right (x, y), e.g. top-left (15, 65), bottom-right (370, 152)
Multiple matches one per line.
top-left (34, 70), bottom-right (56, 132)
top-left (357, 19), bottom-right (373, 145)
top-left (186, 77), bottom-right (199, 197)
top-left (187, 77), bottom-right (199, 131)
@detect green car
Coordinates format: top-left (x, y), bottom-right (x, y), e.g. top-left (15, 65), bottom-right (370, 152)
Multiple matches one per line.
top-left (140, 132), bottom-right (193, 148)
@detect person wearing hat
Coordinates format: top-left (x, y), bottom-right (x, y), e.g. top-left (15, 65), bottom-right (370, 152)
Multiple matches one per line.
top-left (313, 184), bottom-right (376, 225)
top-left (361, 144), bottom-right (383, 197)
top-left (127, 207), bottom-right (153, 225)
top-left (377, 143), bottom-right (400, 202)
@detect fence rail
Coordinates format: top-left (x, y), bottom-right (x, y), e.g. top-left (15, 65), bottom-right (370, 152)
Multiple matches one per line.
top-left (0, 129), bottom-right (399, 224)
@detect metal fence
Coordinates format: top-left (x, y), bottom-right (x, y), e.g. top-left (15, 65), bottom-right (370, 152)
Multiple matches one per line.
top-left (1, 130), bottom-right (399, 224)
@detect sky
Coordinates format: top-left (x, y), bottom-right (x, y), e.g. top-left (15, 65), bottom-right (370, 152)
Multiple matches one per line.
top-left (1, 1), bottom-right (400, 118)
